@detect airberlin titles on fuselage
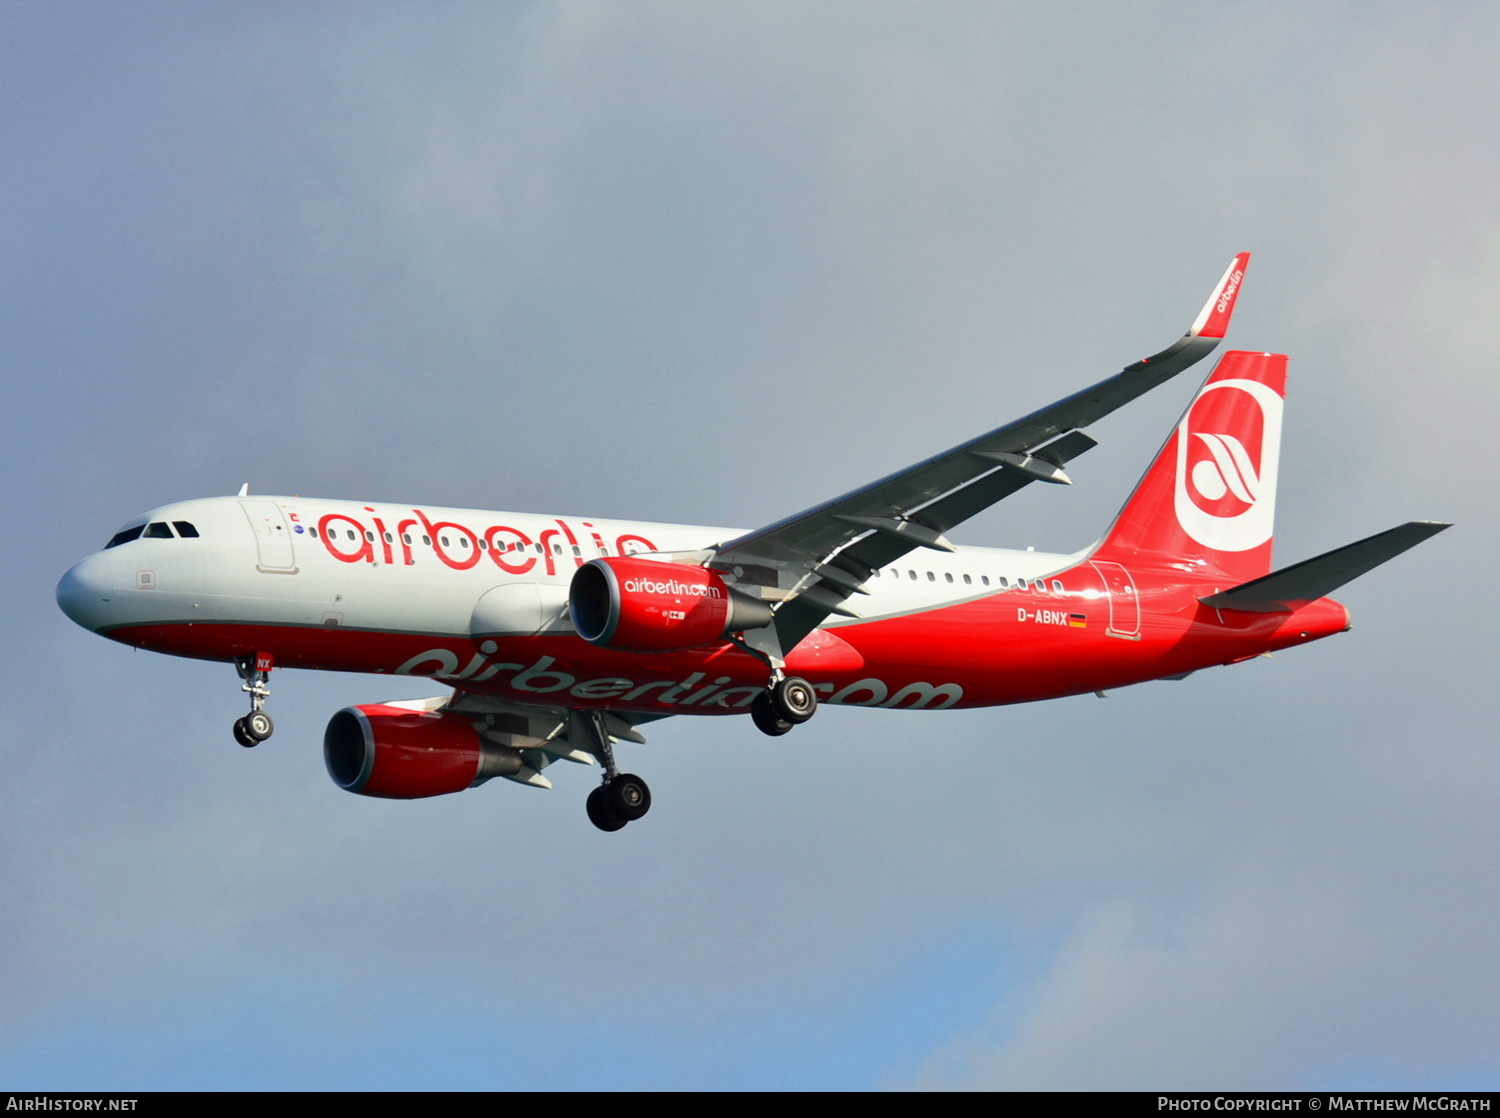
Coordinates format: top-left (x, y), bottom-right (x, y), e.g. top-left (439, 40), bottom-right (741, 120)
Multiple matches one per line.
top-left (394, 648), bottom-right (965, 711)
top-left (312, 507), bottom-right (659, 575)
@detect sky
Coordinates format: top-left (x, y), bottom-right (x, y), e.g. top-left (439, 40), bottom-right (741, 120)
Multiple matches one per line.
top-left (2, 0), bottom-right (1496, 1092)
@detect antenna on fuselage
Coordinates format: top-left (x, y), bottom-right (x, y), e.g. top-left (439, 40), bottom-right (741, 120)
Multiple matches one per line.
top-left (237, 483), bottom-right (250, 496)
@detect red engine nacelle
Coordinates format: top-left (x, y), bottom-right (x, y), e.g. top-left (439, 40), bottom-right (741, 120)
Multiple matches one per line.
top-left (569, 557), bottom-right (773, 652)
top-left (324, 703), bottom-right (524, 799)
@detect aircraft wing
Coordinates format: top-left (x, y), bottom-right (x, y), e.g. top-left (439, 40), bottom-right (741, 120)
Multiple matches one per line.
top-left (709, 253), bottom-right (1251, 654)
top-left (442, 690), bottom-right (667, 789)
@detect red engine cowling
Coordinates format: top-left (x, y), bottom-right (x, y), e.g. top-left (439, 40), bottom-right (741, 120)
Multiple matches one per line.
top-left (324, 703), bottom-right (523, 799)
top-left (569, 557), bottom-right (773, 652)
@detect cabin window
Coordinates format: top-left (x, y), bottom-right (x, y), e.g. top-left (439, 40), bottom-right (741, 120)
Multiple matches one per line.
top-left (308, 527), bottom-right (319, 539)
top-left (365, 531), bottom-right (374, 542)
top-left (422, 535), bottom-right (431, 545)
top-left (981, 575), bottom-right (991, 587)
top-left (477, 538), bottom-right (487, 550)
top-left (944, 572), bottom-right (954, 583)
top-left (908, 570), bottom-right (917, 581)
top-left (1052, 580), bottom-right (1064, 593)
top-left (402, 533), bottom-right (412, 545)
top-left (998, 576), bottom-right (1009, 588)
top-left (172, 521), bottom-right (200, 538)
top-left (384, 532), bottom-right (393, 543)
top-left (962, 573), bottom-right (972, 585)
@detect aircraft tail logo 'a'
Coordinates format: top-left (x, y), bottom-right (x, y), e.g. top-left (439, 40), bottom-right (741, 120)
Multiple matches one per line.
top-left (1092, 351), bottom-right (1287, 583)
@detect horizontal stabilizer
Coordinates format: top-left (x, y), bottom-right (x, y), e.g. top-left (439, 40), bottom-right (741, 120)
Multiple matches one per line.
top-left (1199, 521), bottom-right (1450, 613)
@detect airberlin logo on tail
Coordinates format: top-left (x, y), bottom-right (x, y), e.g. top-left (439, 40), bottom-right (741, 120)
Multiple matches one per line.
top-left (1174, 377), bottom-right (1282, 553)
top-left (1190, 432), bottom-right (1260, 505)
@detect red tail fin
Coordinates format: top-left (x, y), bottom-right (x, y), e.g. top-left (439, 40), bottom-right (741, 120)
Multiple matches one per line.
top-left (1091, 351), bottom-right (1287, 583)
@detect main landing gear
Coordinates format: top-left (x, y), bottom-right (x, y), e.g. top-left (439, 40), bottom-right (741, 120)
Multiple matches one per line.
top-left (577, 672), bottom-right (818, 832)
top-left (750, 675), bottom-right (818, 737)
top-left (726, 634), bottom-right (820, 739)
top-left (232, 653), bottom-right (275, 748)
top-left (576, 710), bottom-right (653, 833)
top-left (586, 774), bottom-right (651, 832)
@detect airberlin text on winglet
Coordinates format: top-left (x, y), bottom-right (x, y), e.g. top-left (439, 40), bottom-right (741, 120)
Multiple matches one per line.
top-left (1216, 266), bottom-right (1244, 314)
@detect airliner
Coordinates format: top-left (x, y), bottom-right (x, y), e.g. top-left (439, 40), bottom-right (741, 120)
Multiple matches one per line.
top-left (56, 254), bottom-right (1447, 831)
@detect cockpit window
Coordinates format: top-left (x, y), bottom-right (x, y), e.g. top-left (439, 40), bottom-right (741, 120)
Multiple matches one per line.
top-left (105, 524), bottom-right (145, 549)
top-left (172, 521), bottom-right (200, 538)
top-left (143, 522), bottom-right (174, 539)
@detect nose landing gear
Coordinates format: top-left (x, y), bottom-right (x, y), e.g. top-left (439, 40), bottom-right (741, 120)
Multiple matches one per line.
top-left (233, 710), bottom-right (274, 748)
top-left (233, 653), bottom-right (275, 748)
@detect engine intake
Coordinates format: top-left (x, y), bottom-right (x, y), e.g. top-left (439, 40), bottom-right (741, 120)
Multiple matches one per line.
top-left (569, 557), bottom-right (773, 651)
top-left (325, 703), bottom-right (525, 799)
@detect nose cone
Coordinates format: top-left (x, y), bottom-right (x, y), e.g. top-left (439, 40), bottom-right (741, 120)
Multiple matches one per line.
top-left (57, 552), bottom-right (117, 632)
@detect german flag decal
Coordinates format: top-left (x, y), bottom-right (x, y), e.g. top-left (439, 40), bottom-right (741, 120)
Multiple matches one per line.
top-left (1068, 613), bottom-right (1088, 628)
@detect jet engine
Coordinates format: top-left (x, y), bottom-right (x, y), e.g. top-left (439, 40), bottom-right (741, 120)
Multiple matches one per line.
top-left (569, 556), bottom-right (773, 652)
top-left (324, 702), bottom-right (525, 799)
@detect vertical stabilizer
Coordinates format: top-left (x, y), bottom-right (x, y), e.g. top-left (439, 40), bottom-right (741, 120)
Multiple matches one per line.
top-left (1091, 350), bottom-right (1286, 583)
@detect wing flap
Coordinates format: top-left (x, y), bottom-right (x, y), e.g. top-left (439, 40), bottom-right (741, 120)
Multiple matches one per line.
top-left (440, 690), bottom-right (664, 786)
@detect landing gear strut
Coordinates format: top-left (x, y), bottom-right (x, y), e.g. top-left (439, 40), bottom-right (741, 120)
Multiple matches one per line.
top-left (233, 653), bottom-right (274, 748)
top-left (578, 711), bottom-right (652, 832)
